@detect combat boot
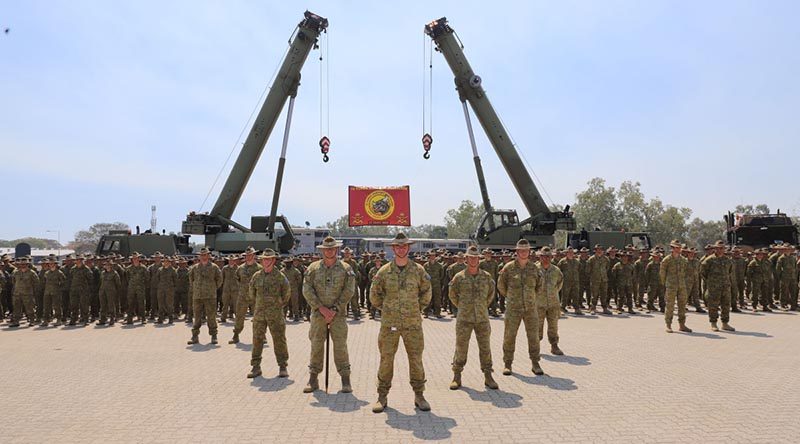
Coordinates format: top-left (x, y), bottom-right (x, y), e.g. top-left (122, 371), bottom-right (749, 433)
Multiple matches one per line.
top-left (665, 323), bottom-right (673, 333)
top-left (414, 392), bottom-right (431, 411)
top-left (574, 308), bottom-right (584, 316)
top-left (96, 319), bottom-right (106, 326)
top-left (627, 307), bottom-right (635, 314)
top-left (187, 335), bottom-right (199, 345)
top-left (721, 322), bottom-right (735, 332)
top-left (247, 365), bottom-right (262, 379)
top-left (449, 372), bottom-right (462, 390)
top-left (8, 322), bottom-right (20, 328)
top-left (602, 307), bottom-right (613, 315)
top-left (40, 321), bottom-right (48, 327)
top-left (110, 318), bottom-right (116, 326)
top-left (710, 321), bottom-right (719, 332)
top-left (278, 366), bottom-right (289, 378)
top-left (340, 374), bottom-right (352, 393)
top-left (679, 323), bottom-right (692, 333)
top-left (484, 371), bottom-right (499, 390)
top-left (551, 344), bottom-right (564, 356)
top-left (372, 394), bottom-right (387, 413)
top-left (211, 334), bottom-right (218, 345)
top-left (228, 333), bottom-right (239, 344)
top-left (696, 306), bottom-right (707, 313)
top-left (303, 373), bottom-right (319, 393)
top-left (532, 362), bottom-right (544, 376)
top-left (502, 363), bottom-right (513, 376)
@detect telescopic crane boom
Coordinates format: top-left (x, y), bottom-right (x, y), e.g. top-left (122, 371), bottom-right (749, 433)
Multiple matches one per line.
top-left (425, 17), bottom-right (574, 248)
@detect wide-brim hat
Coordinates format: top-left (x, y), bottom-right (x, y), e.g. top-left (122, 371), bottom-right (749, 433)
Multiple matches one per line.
top-left (712, 240), bottom-right (726, 249)
top-left (515, 239), bottom-right (531, 250)
top-left (669, 239), bottom-right (683, 248)
top-left (537, 246), bottom-right (553, 257)
top-left (198, 247), bottom-right (212, 255)
top-left (243, 246), bottom-right (257, 255)
top-left (258, 249), bottom-right (278, 260)
top-left (593, 244), bottom-right (604, 250)
top-left (342, 247), bottom-right (353, 254)
top-left (388, 232), bottom-right (415, 246)
top-left (316, 236), bottom-right (342, 249)
top-left (465, 246), bottom-right (481, 257)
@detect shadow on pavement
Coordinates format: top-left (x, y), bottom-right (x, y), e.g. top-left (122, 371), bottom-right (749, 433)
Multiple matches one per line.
top-left (460, 386), bottom-right (522, 409)
top-left (686, 331), bottom-right (725, 340)
top-left (185, 343), bottom-right (221, 352)
top-left (384, 407), bottom-right (457, 441)
top-left (766, 311), bottom-right (797, 316)
top-left (542, 354), bottom-right (591, 366)
top-left (513, 373), bottom-right (577, 391)
top-left (725, 330), bottom-right (773, 338)
top-left (120, 323), bottom-right (146, 330)
top-left (250, 375), bottom-right (294, 393)
top-left (735, 311), bottom-right (764, 316)
top-left (310, 390), bottom-right (369, 413)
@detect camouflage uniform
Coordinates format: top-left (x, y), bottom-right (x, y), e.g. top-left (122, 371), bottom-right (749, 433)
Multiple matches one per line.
top-left (557, 256), bottom-right (580, 311)
top-left (497, 259), bottom-right (542, 369)
top-left (176, 265), bottom-right (190, 319)
top-left (424, 259), bottom-right (445, 317)
top-left (732, 255), bottom-right (747, 308)
top-left (42, 267), bottom-right (66, 324)
top-left (283, 263), bottom-right (304, 320)
top-left (660, 253), bottom-right (688, 327)
top-left (249, 267), bottom-right (291, 369)
top-left (98, 268), bottom-right (121, 323)
top-left (776, 252), bottom-right (798, 310)
top-left (125, 263), bottom-right (148, 323)
top-left (302, 259), bottom-right (356, 376)
top-left (645, 258), bottom-right (664, 312)
top-left (221, 263), bottom-right (239, 321)
top-left (189, 262), bottom-right (223, 338)
top-left (147, 261), bottom-right (162, 319)
top-left (11, 267), bottom-right (38, 325)
top-left (613, 259), bottom-right (635, 312)
top-left (157, 265), bottom-right (177, 322)
top-left (586, 253), bottom-right (609, 311)
top-left (343, 257), bottom-right (361, 318)
top-left (747, 256), bottom-right (768, 310)
top-left (69, 264), bottom-right (94, 323)
top-left (233, 262), bottom-right (262, 336)
top-left (633, 254), bottom-right (648, 307)
top-left (606, 253), bottom-right (619, 308)
top-left (370, 261), bottom-right (432, 397)
top-left (686, 255), bottom-right (702, 310)
top-left (478, 255), bottom-right (500, 314)
top-left (701, 253), bottom-right (732, 326)
top-left (578, 254), bottom-right (590, 308)
top-left (536, 262), bottom-right (564, 348)
top-left (448, 268), bottom-right (495, 373)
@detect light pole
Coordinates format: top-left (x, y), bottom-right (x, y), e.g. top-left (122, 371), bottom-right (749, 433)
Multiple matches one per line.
top-left (46, 230), bottom-right (61, 260)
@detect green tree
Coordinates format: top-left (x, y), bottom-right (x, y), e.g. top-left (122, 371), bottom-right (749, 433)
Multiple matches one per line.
top-left (642, 197), bottom-right (691, 245)
top-left (734, 204), bottom-right (770, 215)
top-left (0, 237), bottom-right (62, 249)
top-left (616, 181), bottom-right (647, 231)
top-left (444, 200), bottom-right (484, 239)
top-left (573, 178), bottom-right (619, 231)
top-left (68, 222), bottom-right (130, 254)
top-left (686, 218), bottom-right (726, 249)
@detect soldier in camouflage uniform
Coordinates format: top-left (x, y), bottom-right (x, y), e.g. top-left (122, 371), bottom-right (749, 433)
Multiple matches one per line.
top-left (731, 249), bottom-right (747, 311)
top-left (147, 253), bottom-right (163, 320)
top-left (41, 259), bottom-right (66, 327)
top-left (701, 241), bottom-right (735, 332)
top-left (586, 245), bottom-right (610, 314)
top-left (578, 248), bottom-right (590, 309)
top-left (220, 255), bottom-right (240, 322)
top-left (176, 259), bottom-right (190, 321)
top-left (633, 249), bottom-right (649, 308)
top-left (69, 255), bottom-right (94, 325)
top-left (367, 257), bottom-right (384, 319)
top-left (424, 250), bottom-right (445, 318)
top-left (370, 233), bottom-right (432, 413)
top-left (747, 249), bottom-right (769, 311)
top-left (613, 252), bottom-right (635, 314)
top-left (478, 249), bottom-right (501, 317)
top-left (282, 257), bottom-right (304, 321)
top-left (301, 237), bottom-right (357, 392)
top-left (341, 248), bottom-right (361, 320)
top-left (536, 246), bottom-right (565, 355)
top-left (497, 239), bottom-right (544, 376)
top-left (645, 251), bottom-right (664, 313)
top-left (230, 247), bottom-right (262, 344)
top-left (776, 245), bottom-right (798, 310)
top-left (98, 260), bottom-right (121, 325)
top-left (125, 253), bottom-right (148, 324)
top-left (606, 248), bottom-right (620, 310)
top-left (660, 240), bottom-right (691, 333)
top-left (558, 248), bottom-right (581, 315)
top-left (448, 245), bottom-right (498, 391)
top-left (446, 253), bottom-right (467, 317)
top-left (157, 257), bottom-right (177, 323)
top-left (187, 248), bottom-right (223, 345)
top-left (246, 249), bottom-right (291, 379)
top-left (9, 258), bottom-right (38, 327)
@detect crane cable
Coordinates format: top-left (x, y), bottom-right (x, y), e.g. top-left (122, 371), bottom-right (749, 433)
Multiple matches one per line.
top-left (199, 35), bottom-right (293, 212)
top-left (318, 29), bottom-right (331, 162)
top-left (421, 34), bottom-right (433, 159)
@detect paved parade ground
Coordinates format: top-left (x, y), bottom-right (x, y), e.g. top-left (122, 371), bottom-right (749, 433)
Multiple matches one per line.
top-left (2, 309), bottom-right (799, 443)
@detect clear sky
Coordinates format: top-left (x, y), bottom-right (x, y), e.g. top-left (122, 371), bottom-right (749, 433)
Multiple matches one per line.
top-left (2, 1), bottom-right (799, 242)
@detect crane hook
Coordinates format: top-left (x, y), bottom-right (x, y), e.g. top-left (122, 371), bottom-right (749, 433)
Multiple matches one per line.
top-left (421, 133), bottom-right (433, 160)
top-left (319, 136), bottom-right (330, 163)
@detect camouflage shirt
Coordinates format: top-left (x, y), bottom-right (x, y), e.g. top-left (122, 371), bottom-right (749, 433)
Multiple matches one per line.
top-left (303, 259), bottom-right (355, 313)
top-left (536, 263), bottom-right (564, 308)
top-left (613, 261), bottom-right (634, 288)
top-left (176, 267), bottom-right (190, 293)
top-left (423, 261), bottom-right (445, 288)
top-left (659, 254), bottom-right (687, 291)
top-left (250, 267), bottom-right (291, 319)
top-left (557, 257), bottom-right (579, 288)
top-left (747, 258), bottom-right (765, 285)
top-left (44, 269), bottom-right (66, 293)
top-left (12, 269), bottom-right (39, 296)
top-left (100, 269), bottom-right (122, 292)
top-left (370, 261), bottom-right (432, 328)
top-left (70, 265), bottom-right (94, 292)
top-left (449, 268), bottom-right (494, 323)
top-left (125, 264), bottom-right (148, 289)
top-left (236, 262), bottom-right (262, 300)
top-left (586, 255), bottom-right (609, 283)
top-left (700, 255), bottom-right (730, 289)
top-left (188, 262), bottom-right (222, 300)
top-left (282, 265), bottom-right (303, 299)
top-left (222, 264), bottom-right (240, 295)
top-left (497, 259), bottom-right (541, 313)
top-left (157, 266), bottom-right (177, 291)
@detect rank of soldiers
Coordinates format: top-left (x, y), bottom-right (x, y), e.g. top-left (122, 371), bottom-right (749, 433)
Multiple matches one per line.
top-left (2, 235), bottom-right (798, 413)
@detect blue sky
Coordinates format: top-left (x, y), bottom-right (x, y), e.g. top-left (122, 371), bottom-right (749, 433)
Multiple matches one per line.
top-left (2, 1), bottom-right (799, 242)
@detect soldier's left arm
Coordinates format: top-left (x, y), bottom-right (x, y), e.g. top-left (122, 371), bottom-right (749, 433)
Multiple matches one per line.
top-left (485, 273), bottom-right (496, 307)
top-left (418, 265), bottom-right (432, 310)
top-left (214, 266), bottom-right (223, 289)
top-left (280, 272), bottom-right (291, 306)
top-left (554, 266), bottom-right (564, 293)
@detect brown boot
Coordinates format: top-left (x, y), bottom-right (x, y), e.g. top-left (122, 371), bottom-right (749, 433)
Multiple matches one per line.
top-left (278, 366), bottom-right (289, 378)
top-left (228, 333), bottom-right (239, 344)
top-left (484, 371), bottom-right (498, 390)
top-left (710, 321), bottom-right (719, 332)
top-left (187, 335), bottom-right (198, 345)
top-left (303, 374), bottom-right (319, 393)
top-left (679, 323), bottom-right (692, 333)
top-left (665, 323), bottom-right (673, 333)
top-left (551, 344), bottom-right (564, 356)
top-left (247, 365), bottom-right (262, 379)
top-left (372, 394), bottom-right (387, 413)
top-left (721, 322), bottom-right (735, 332)
top-left (532, 362), bottom-right (544, 375)
top-left (502, 363), bottom-right (512, 376)
top-left (414, 392), bottom-right (431, 411)
top-left (340, 374), bottom-right (352, 393)
top-left (449, 372), bottom-right (462, 390)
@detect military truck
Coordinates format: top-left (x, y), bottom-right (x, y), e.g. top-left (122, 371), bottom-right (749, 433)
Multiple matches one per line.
top-left (566, 229), bottom-right (652, 251)
top-left (725, 211), bottom-right (798, 251)
top-left (96, 229), bottom-right (192, 257)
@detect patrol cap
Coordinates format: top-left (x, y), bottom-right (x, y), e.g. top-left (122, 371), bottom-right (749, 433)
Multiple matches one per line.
top-left (316, 236), bottom-right (342, 249)
top-left (388, 232), bottom-right (415, 246)
top-left (537, 246), bottom-right (553, 257)
top-left (465, 246), bottom-right (481, 257)
top-left (258, 249), bottom-right (278, 259)
top-left (515, 239), bottom-right (531, 250)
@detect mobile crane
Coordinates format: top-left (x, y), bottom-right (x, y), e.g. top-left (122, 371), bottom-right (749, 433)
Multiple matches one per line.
top-left (424, 17), bottom-right (575, 248)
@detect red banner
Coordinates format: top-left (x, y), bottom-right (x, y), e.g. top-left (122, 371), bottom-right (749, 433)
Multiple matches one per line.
top-left (349, 186), bottom-right (411, 227)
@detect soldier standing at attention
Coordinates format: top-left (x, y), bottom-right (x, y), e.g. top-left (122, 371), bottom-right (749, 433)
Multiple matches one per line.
top-left (613, 252), bottom-right (635, 314)
top-left (301, 236), bottom-right (356, 393)
top-left (220, 255), bottom-right (240, 323)
top-left (370, 233), bottom-right (432, 413)
top-left (41, 259), bottom-right (66, 327)
top-left (98, 260), bottom-right (121, 326)
top-left (478, 249), bottom-right (500, 317)
top-left (684, 248), bottom-right (705, 313)
top-left (645, 251), bottom-right (664, 313)
top-left (246, 249), bottom-right (291, 379)
top-left (633, 249), bottom-right (649, 309)
top-left (701, 241), bottom-right (735, 332)
top-left (157, 257), bottom-right (177, 323)
top-left (606, 248), bottom-right (620, 310)
top-left (9, 258), bottom-right (38, 327)
top-left (578, 248), bottom-right (590, 310)
top-left (368, 256), bottom-right (384, 319)
top-left (558, 248), bottom-right (581, 315)
top-left (776, 245), bottom-right (798, 310)
top-left (69, 255), bottom-right (94, 326)
top-left (187, 248), bottom-right (223, 345)
top-left (446, 253), bottom-right (467, 317)
top-left (661, 240), bottom-right (691, 333)
top-left (448, 245), bottom-right (498, 391)
top-left (536, 246), bottom-right (564, 355)
top-left (747, 249), bottom-right (768, 311)
top-left (282, 257), bottom-right (304, 322)
top-left (497, 239), bottom-right (544, 376)
top-left (230, 247), bottom-right (262, 344)
top-left (341, 247), bottom-right (361, 320)
top-left (147, 253), bottom-right (163, 321)
top-left (125, 253), bottom-right (148, 324)
top-left (424, 250), bottom-right (445, 318)
top-left (586, 245), bottom-right (610, 314)
top-left (176, 259), bottom-right (190, 322)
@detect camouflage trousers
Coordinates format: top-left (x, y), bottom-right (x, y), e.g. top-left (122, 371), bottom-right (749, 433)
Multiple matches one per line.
top-left (607, 278), bottom-right (618, 306)
top-left (580, 280), bottom-right (590, 307)
top-left (251, 311), bottom-right (288, 368)
top-left (750, 281), bottom-right (769, 309)
top-left (664, 285), bottom-right (688, 325)
top-left (233, 295), bottom-right (253, 335)
top-left (175, 290), bottom-right (188, 317)
top-left (589, 280), bottom-right (608, 309)
top-left (502, 307), bottom-right (541, 365)
top-left (452, 320), bottom-right (492, 373)
top-left (706, 284), bottom-right (731, 323)
top-left (426, 285), bottom-right (442, 316)
top-left (99, 287), bottom-right (117, 321)
top-left (616, 284), bottom-right (633, 310)
top-left (377, 324), bottom-right (425, 395)
top-left (647, 283), bottom-right (664, 310)
top-left (69, 288), bottom-right (90, 322)
top-left (560, 283), bottom-right (579, 309)
top-left (126, 286), bottom-right (146, 322)
top-left (736, 279), bottom-right (746, 306)
top-left (12, 292), bottom-right (35, 324)
top-left (148, 286), bottom-right (158, 318)
top-left (780, 279), bottom-right (798, 308)
top-left (42, 290), bottom-right (62, 323)
top-left (688, 281), bottom-right (701, 308)
top-left (220, 288), bottom-right (237, 320)
top-left (308, 311), bottom-right (350, 375)
top-left (635, 281), bottom-right (645, 305)
top-left (537, 305), bottom-right (560, 346)
top-left (289, 291), bottom-right (301, 319)
top-left (157, 287), bottom-right (174, 321)
top-left (192, 298), bottom-right (218, 337)
top-left (730, 281), bottom-right (740, 310)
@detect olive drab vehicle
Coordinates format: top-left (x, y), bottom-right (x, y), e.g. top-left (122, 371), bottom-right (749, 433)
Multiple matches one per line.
top-left (566, 230), bottom-right (652, 251)
top-left (182, 11), bottom-right (328, 254)
top-left (96, 229), bottom-right (192, 257)
top-left (424, 18), bottom-right (575, 249)
top-left (725, 211), bottom-right (799, 251)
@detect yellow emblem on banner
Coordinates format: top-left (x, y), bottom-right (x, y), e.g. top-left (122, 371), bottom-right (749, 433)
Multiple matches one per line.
top-left (364, 190), bottom-right (395, 221)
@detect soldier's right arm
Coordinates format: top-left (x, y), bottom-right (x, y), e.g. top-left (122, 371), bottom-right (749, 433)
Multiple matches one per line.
top-left (369, 267), bottom-right (385, 309)
top-left (301, 265), bottom-right (323, 310)
top-left (659, 258), bottom-right (667, 286)
top-left (497, 265), bottom-right (508, 297)
top-left (448, 274), bottom-right (460, 307)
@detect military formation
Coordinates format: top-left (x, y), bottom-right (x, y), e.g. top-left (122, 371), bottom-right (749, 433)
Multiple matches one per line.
top-left (2, 235), bottom-right (799, 413)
